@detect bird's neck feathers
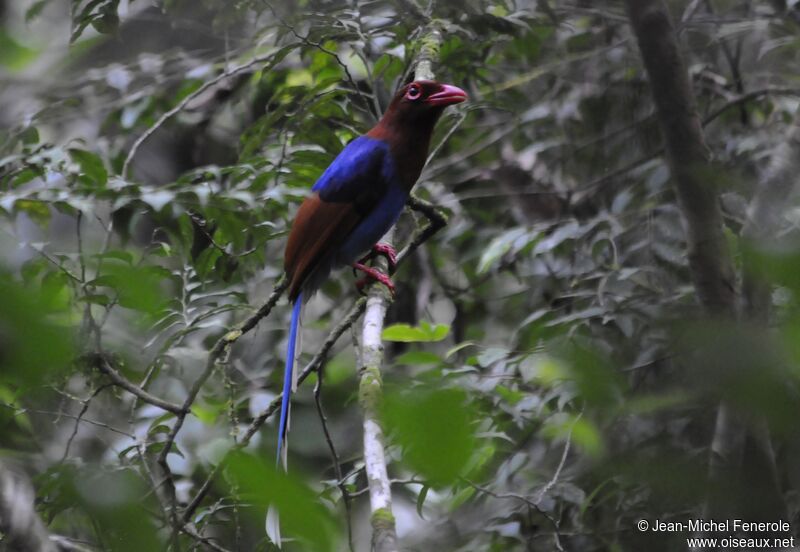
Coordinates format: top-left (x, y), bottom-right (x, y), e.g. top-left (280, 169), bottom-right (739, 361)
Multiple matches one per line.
top-left (366, 106), bottom-right (442, 189)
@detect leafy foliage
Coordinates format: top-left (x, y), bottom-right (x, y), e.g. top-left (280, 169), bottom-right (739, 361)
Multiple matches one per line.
top-left (1, 1), bottom-right (800, 551)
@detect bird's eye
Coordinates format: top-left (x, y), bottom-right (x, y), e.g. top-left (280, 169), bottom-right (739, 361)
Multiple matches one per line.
top-left (405, 85), bottom-right (421, 100)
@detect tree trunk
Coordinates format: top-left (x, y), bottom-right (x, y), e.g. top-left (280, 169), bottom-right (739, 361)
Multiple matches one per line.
top-left (0, 463), bottom-right (57, 552)
top-left (625, 0), bottom-right (749, 523)
top-left (626, 0), bottom-right (736, 315)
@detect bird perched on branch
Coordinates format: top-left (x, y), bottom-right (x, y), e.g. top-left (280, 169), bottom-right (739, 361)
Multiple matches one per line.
top-left (277, 79), bottom-right (467, 465)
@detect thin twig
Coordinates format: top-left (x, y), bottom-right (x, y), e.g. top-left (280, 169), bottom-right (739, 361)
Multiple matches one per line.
top-left (349, 478), bottom-right (426, 498)
top-left (60, 384), bottom-right (113, 462)
top-left (702, 87), bottom-right (800, 126)
top-left (240, 297), bottom-right (367, 444)
top-left (28, 244), bottom-right (82, 283)
top-left (534, 412), bottom-right (581, 505)
top-left (90, 354), bottom-right (185, 415)
top-left (0, 401), bottom-right (134, 439)
top-left (425, 111), bottom-right (468, 166)
top-left (463, 478), bottom-right (565, 552)
top-left (180, 524), bottom-right (234, 552)
top-left (156, 276), bottom-right (289, 536)
top-left (122, 49), bottom-right (290, 178)
top-left (313, 363), bottom-right (355, 552)
top-left (260, 0), bottom-right (376, 121)
top-left (398, 196), bottom-right (449, 264)
top-left (182, 297), bottom-right (368, 522)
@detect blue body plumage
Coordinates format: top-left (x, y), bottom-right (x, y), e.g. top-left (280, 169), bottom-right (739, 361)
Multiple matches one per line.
top-left (315, 137), bottom-right (407, 266)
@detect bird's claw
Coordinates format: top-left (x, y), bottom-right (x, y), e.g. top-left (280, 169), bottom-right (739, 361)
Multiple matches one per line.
top-left (353, 262), bottom-right (396, 296)
top-left (358, 243), bottom-right (398, 273)
top-left (372, 243), bottom-right (398, 272)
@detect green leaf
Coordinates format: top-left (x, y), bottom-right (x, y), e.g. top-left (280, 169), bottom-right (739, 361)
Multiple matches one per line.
top-left (71, 469), bottom-right (163, 552)
top-left (496, 385), bottom-right (524, 405)
top-left (140, 189), bottom-right (175, 212)
top-left (477, 227), bottom-right (532, 274)
top-left (93, 250), bottom-right (134, 264)
top-left (0, 31), bottom-right (39, 71)
top-left (562, 343), bottom-right (623, 407)
top-left (477, 347), bottom-right (507, 368)
top-left (384, 388), bottom-right (476, 486)
top-left (222, 451), bottom-right (339, 551)
top-left (416, 484), bottom-right (430, 519)
top-left (15, 199), bottom-right (50, 226)
top-left (542, 414), bottom-right (603, 457)
top-left (92, 264), bottom-right (169, 315)
top-left (0, 271), bottom-right (73, 388)
top-left (69, 148), bottom-right (108, 186)
top-left (20, 126), bottom-right (39, 145)
top-left (80, 293), bottom-right (111, 306)
top-left (450, 485), bottom-right (476, 510)
top-left (394, 350), bottom-right (442, 365)
top-left (382, 322), bottom-right (450, 343)
top-left (445, 341), bottom-right (476, 359)
top-left (191, 403), bottom-right (221, 425)
top-left (26, 0), bottom-right (51, 22)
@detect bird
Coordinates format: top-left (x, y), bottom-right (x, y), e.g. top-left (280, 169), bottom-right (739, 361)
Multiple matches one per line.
top-left (276, 80), bottom-right (467, 466)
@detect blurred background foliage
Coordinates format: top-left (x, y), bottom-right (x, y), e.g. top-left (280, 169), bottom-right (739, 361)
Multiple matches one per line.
top-left (1, 0), bottom-right (800, 550)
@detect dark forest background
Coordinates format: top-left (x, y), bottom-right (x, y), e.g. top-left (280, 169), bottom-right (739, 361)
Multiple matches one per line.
top-left (1, 0), bottom-right (800, 550)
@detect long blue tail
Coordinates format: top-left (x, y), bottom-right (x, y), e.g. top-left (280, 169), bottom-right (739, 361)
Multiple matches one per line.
top-left (277, 293), bottom-right (302, 465)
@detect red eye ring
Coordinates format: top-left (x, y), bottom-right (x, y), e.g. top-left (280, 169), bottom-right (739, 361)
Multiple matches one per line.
top-left (406, 84), bottom-right (421, 100)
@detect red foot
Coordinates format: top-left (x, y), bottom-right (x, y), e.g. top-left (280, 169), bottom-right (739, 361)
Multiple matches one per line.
top-left (358, 243), bottom-right (398, 273)
top-left (353, 263), bottom-right (396, 296)
top-left (372, 243), bottom-right (398, 272)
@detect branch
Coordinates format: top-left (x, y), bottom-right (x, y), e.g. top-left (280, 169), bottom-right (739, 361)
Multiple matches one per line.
top-left (732, 116), bottom-right (800, 522)
top-left (625, 0), bottom-right (744, 524)
top-left (122, 49), bottom-right (291, 178)
top-left (702, 87), bottom-right (800, 127)
top-left (399, 196), bottom-right (448, 264)
top-left (89, 354), bottom-right (185, 415)
top-left (0, 401), bottom-right (133, 440)
top-left (626, 0), bottom-right (736, 315)
top-left (359, 285), bottom-right (396, 552)
top-left (182, 296), bottom-right (367, 524)
top-left (155, 276), bottom-right (288, 535)
top-left (60, 383), bottom-right (113, 462)
top-left (357, 25), bottom-right (445, 552)
top-left (533, 412), bottom-right (580, 506)
top-left (0, 462), bottom-right (58, 552)
top-left (313, 363), bottom-right (354, 552)
top-left (462, 479), bottom-right (564, 552)
top-left (260, 0), bottom-right (377, 121)
top-left (180, 524), bottom-right (233, 552)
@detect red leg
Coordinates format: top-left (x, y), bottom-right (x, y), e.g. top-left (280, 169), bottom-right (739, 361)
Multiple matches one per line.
top-left (357, 242), bottom-right (398, 273)
top-left (371, 243), bottom-right (398, 272)
top-left (353, 262), bottom-right (395, 296)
